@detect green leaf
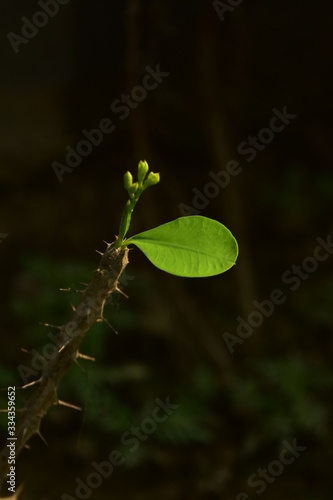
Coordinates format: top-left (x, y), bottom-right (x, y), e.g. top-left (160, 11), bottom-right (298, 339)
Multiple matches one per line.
top-left (124, 216), bottom-right (238, 277)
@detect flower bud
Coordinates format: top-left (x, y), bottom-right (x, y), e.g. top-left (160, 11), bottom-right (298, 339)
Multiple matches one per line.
top-left (123, 171), bottom-right (133, 190)
top-left (137, 160), bottom-right (149, 184)
top-left (144, 172), bottom-right (160, 188)
top-left (127, 182), bottom-right (139, 198)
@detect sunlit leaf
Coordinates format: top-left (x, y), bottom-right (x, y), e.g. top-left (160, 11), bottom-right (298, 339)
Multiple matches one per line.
top-left (125, 216), bottom-right (238, 277)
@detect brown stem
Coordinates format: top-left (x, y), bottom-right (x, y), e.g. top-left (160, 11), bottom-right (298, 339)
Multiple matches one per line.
top-left (0, 242), bottom-right (129, 490)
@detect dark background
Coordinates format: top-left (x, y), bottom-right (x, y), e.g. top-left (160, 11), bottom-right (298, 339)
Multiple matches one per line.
top-left (1, 1), bottom-right (333, 498)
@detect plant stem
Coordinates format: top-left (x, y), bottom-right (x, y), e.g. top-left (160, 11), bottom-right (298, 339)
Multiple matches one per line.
top-left (0, 243), bottom-right (129, 492)
top-left (117, 187), bottom-right (144, 247)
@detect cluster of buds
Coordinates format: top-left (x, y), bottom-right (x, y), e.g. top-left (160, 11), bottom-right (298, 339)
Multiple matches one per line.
top-left (124, 161), bottom-right (160, 200)
top-left (117, 160), bottom-right (160, 247)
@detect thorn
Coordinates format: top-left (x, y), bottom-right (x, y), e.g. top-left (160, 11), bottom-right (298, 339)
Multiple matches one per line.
top-left (95, 249), bottom-right (104, 256)
top-left (70, 303), bottom-right (76, 312)
top-left (103, 240), bottom-right (112, 246)
top-left (22, 378), bottom-right (41, 389)
top-left (100, 315), bottom-right (118, 334)
top-left (39, 322), bottom-right (62, 330)
top-left (37, 430), bottom-right (48, 446)
top-left (79, 282), bottom-right (88, 286)
top-left (58, 342), bottom-right (68, 353)
top-left (0, 407), bottom-right (23, 413)
top-left (73, 357), bottom-right (85, 372)
top-left (60, 287), bottom-right (84, 294)
top-left (115, 286), bottom-right (128, 299)
top-left (21, 347), bottom-right (29, 353)
top-left (57, 400), bottom-right (82, 411)
top-left (77, 352), bottom-right (96, 362)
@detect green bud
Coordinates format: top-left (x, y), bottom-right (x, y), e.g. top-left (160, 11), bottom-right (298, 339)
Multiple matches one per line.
top-left (127, 182), bottom-right (139, 198)
top-left (144, 172), bottom-right (160, 188)
top-left (124, 171), bottom-right (133, 190)
top-left (137, 160), bottom-right (149, 184)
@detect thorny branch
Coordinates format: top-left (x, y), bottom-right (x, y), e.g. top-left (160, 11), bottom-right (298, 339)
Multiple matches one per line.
top-left (0, 242), bottom-right (129, 490)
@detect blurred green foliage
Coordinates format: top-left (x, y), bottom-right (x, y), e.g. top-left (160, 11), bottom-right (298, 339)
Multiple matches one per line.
top-left (2, 228), bottom-right (332, 499)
